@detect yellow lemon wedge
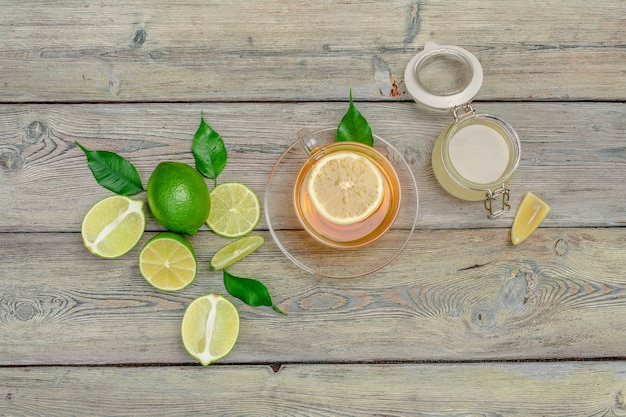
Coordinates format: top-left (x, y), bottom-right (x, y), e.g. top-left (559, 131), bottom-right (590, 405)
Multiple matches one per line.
top-left (511, 192), bottom-right (551, 245)
top-left (307, 150), bottom-right (384, 225)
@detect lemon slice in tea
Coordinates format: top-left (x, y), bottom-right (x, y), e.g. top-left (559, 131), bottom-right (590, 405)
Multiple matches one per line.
top-left (181, 294), bottom-right (240, 366)
top-left (206, 182), bottom-right (261, 238)
top-left (307, 150), bottom-right (384, 225)
top-left (139, 232), bottom-right (197, 291)
top-left (511, 192), bottom-right (551, 245)
top-left (81, 195), bottom-right (145, 258)
top-left (210, 235), bottom-right (264, 270)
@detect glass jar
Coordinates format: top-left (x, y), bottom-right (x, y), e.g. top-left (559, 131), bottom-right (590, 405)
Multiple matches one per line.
top-left (404, 42), bottom-right (521, 218)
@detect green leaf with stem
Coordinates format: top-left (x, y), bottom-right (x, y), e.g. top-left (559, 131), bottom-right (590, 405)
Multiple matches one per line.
top-left (336, 89), bottom-right (374, 146)
top-left (75, 142), bottom-right (144, 196)
top-left (192, 115), bottom-right (227, 187)
top-left (223, 270), bottom-right (286, 315)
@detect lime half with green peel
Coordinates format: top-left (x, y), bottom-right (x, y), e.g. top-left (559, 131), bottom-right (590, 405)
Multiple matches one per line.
top-left (211, 235), bottom-right (264, 270)
top-left (147, 161), bottom-right (211, 236)
top-left (206, 182), bottom-right (261, 238)
top-left (181, 294), bottom-right (240, 366)
top-left (81, 195), bottom-right (145, 258)
top-left (139, 232), bottom-right (197, 291)
top-left (511, 192), bottom-right (551, 245)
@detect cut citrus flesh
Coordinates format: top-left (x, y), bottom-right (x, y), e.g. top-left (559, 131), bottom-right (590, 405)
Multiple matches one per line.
top-left (81, 195), bottom-right (145, 258)
top-left (211, 235), bottom-right (264, 270)
top-left (181, 294), bottom-right (240, 366)
top-left (139, 232), bottom-right (197, 291)
top-left (307, 150), bottom-right (384, 225)
top-left (511, 192), bottom-right (551, 245)
top-left (206, 182), bottom-right (261, 238)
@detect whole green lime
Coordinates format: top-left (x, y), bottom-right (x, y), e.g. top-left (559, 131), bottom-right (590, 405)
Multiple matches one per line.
top-left (147, 161), bottom-right (210, 235)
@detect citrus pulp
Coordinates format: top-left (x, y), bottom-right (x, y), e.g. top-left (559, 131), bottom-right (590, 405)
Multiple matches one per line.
top-left (206, 182), bottom-right (261, 238)
top-left (210, 235), bottom-right (264, 270)
top-left (307, 150), bottom-right (384, 225)
top-left (81, 195), bottom-right (145, 258)
top-left (181, 294), bottom-right (240, 366)
top-left (139, 232), bottom-right (197, 291)
top-left (511, 192), bottom-right (551, 245)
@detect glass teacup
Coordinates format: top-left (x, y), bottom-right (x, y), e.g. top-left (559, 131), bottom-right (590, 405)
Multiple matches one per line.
top-left (293, 129), bottom-right (402, 249)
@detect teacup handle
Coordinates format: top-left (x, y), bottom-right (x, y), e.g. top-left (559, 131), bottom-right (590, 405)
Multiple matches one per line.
top-left (297, 128), bottom-right (321, 156)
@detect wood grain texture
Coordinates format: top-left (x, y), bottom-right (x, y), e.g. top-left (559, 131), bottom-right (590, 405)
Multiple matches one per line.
top-left (1, 228), bottom-right (624, 365)
top-left (1, 1), bottom-right (625, 414)
top-left (0, 102), bottom-right (624, 232)
top-left (0, 0), bottom-right (624, 102)
top-left (2, 362), bottom-right (626, 416)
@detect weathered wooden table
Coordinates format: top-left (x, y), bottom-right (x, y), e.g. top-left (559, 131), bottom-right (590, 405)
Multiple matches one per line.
top-left (1, 1), bottom-right (625, 415)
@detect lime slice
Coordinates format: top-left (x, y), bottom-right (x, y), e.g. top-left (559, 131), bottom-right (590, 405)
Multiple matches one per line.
top-left (81, 195), bottom-right (145, 258)
top-left (511, 192), bottom-right (551, 245)
top-left (211, 235), bottom-right (264, 270)
top-left (139, 232), bottom-right (197, 291)
top-left (307, 150), bottom-right (384, 225)
top-left (206, 182), bottom-right (261, 238)
top-left (181, 294), bottom-right (240, 366)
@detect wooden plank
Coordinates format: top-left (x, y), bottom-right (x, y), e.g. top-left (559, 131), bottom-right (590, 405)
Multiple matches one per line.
top-left (0, 0), bottom-right (624, 102)
top-left (0, 102), bottom-right (624, 232)
top-left (1, 2), bottom-right (624, 415)
top-left (1, 228), bottom-right (624, 365)
top-left (2, 362), bottom-right (626, 416)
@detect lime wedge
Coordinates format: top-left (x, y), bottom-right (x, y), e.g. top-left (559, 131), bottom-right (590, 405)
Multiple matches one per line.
top-left (81, 195), bottom-right (145, 258)
top-left (139, 232), bottom-right (197, 291)
top-left (206, 182), bottom-right (261, 238)
top-left (181, 294), bottom-right (240, 366)
top-left (511, 192), bottom-right (551, 245)
top-left (211, 235), bottom-right (264, 270)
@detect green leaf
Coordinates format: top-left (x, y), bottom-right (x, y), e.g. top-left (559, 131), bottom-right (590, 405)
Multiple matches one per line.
top-left (192, 116), bottom-right (227, 184)
top-left (336, 89), bottom-right (374, 146)
top-left (223, 270), bottom-right (286, 315)
top-left (75, 142), bottom-right (144, 196)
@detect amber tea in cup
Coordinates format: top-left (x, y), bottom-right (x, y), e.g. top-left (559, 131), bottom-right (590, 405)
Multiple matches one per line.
top-left (293, 130), bottom-right (402, 249)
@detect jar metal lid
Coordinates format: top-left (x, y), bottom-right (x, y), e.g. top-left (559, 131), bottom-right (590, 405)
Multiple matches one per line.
top-left (404, 42), bottom-right (483, 110)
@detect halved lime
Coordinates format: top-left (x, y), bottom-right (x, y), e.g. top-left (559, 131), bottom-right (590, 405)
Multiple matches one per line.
top-left (206, 182), bottom-right (261, 238)
top-left (511, 192), bottom-right (551, 245)
top-left (181, 294), bottom-right (240, 366)
top-left (81, 195), bottom-right (145, 258)
top-left (211, 235), bottom-right (264, 270)
top-left (139, 232), bottom-right (197, 291)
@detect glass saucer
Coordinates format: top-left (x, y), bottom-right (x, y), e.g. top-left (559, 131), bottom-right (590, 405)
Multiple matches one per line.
top-left (264, 128), bottom-right (419, 278)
